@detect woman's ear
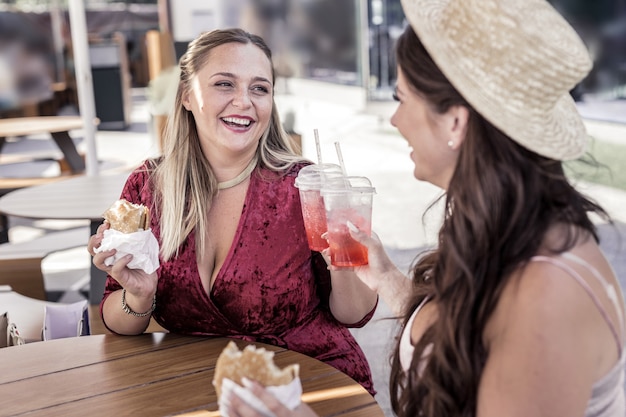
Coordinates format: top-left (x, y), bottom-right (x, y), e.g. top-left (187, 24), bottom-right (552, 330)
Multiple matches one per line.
top-left (182, 92), bottom-right (191, 111)
top-left (444, 105), bottom-right (469, 150)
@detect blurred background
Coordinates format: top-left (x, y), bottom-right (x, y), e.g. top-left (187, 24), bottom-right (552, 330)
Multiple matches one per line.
top-left (2, 0), bottom-right (624, 113)
top-left (1, 0), bottom-right (625, 264)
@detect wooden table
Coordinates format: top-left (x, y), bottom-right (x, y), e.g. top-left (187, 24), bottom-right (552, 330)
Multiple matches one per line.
top-left (0, 116), bottom-right (94, 173)
top-left (0, 334), bottom-right (384, 417)
top-left (0, 172), bottom-right (130, 304)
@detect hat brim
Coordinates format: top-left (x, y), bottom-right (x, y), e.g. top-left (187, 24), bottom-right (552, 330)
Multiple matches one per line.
top-left (400, 0), bottom-right (590, 160)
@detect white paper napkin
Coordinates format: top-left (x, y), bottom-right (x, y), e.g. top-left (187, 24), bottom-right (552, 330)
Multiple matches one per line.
top-left (94, 229), bottom-right (160, 274)
top-left (219, 377), bottom-right (302, 417)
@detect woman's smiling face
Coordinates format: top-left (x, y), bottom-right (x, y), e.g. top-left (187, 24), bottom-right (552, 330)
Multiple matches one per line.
top-left (390, 66), bottom-right (463, 190)
top-left (183, 41), bottom-right (274, 161)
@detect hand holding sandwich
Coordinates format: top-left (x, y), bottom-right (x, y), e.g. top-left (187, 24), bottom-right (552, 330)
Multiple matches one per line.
top-left (89, 221), bottom-right (158, 297)
top-left (225, 380), bottom-right (319, 417)
top-left (89, 220), bottom-right (158, 334)
top-left (214, 341), bottom-right (318, 417)
top-left (93, 199), bottom-right (160, 275)
top-left (88, 200), bottom-right (160, 333)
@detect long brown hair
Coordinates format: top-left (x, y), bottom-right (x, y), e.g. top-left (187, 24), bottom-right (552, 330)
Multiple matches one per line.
top-left (389, 26), bottom-right (610, 417)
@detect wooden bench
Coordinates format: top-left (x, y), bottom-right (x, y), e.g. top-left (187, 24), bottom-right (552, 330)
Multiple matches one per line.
top-left (0, 227), bottom-right (89, 300)
top-left (0, 170), bottom-right (84, 196)
top-left (0, 116), bottom-right (92, 174)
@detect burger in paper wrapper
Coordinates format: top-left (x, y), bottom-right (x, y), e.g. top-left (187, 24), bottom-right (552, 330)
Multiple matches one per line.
top-left (214, 341), bottom-right (302, 416)
top-left (103, 199), bottom-right (150, 233)
top-left (94, 199), bottom-right (160, 274)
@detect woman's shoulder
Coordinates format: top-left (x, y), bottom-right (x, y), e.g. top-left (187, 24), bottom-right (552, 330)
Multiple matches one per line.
top-left (126, 158), bottom-right (161, 180)
top-left (137, 157), bottom-right (162, 172)
top-left (122, 158), bottom-right (161, 200)
top-left (486, 244), bottom-right (619, 350)
top-left (495, 254), bottom-right (593, 317)
top-left (285, 160), bottom-right (314, 176)
top-left (482, 248), bottom-right (623, 408)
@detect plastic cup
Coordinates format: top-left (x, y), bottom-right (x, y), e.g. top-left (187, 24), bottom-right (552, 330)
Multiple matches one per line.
top-left (320, 176), bottom-right (376, 267)
top-left (294, 163), bottom-right (344, 251)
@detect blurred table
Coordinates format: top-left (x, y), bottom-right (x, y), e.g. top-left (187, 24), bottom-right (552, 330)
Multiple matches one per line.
top-left (0, 116), bottom-right (92, 173)
top-left (0, 334), bottom-right (384, 417)
top-left (0, 172), bottom-right (129, 304)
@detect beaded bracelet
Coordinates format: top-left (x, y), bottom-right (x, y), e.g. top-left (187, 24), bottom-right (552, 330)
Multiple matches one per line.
top-left (121, 289), bottom-right (156, 317)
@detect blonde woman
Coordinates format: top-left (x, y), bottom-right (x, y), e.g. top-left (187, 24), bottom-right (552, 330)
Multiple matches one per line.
top-left (88, 28), bottom-right (377, 395)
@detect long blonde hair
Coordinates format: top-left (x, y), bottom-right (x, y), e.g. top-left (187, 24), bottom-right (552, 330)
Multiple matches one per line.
top-left (153, 28), bottom-right (304, 261)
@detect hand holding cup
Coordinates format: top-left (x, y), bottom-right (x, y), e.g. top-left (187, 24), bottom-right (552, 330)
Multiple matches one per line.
top-left (321, 176), bottom-right (375, 267)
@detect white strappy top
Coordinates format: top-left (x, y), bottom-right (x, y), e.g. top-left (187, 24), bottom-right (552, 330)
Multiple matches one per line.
top-left (398, 252), bottom-right (625, 416)
top-left (399, 295), bottom-right (431, 372)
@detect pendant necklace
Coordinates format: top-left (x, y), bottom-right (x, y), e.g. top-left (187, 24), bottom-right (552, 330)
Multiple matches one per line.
top-left (217, 158), bottom-right (258, 190)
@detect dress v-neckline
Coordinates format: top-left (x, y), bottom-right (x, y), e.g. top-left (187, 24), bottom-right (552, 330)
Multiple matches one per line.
top-left (198, 169), bottom-right (255, 298)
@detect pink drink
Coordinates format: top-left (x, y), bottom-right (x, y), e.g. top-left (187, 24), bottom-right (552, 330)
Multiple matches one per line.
top-left (299, 189), bottom-right (330, 251)
top-left (321, 176), bottom-right (375, 268)
top-left (326, 209), bottom-right (370, 266)
top-left (295, 164), bottom-right (344, 251)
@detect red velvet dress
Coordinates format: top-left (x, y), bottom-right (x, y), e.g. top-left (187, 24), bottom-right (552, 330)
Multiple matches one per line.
top-left (101, 161), bottom-right (376, 395)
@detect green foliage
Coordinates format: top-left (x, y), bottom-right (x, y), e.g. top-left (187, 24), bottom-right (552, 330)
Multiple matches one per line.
top-left (566, 139), bottom-right (626, 191)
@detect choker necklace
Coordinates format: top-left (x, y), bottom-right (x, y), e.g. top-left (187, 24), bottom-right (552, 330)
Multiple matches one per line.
top-left (217, 158), bottom-right (258, 190)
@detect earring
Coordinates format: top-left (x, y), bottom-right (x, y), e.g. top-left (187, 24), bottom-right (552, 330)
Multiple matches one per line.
top-left (447, 140), bottom-right (454, 148)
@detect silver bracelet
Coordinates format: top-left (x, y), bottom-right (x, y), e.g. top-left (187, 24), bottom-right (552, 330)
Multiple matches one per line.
top-left (121, 289), bottom-right (156, 318)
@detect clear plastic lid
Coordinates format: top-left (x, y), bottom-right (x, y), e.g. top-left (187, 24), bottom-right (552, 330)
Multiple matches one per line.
top-left (294, 163), bottom-right (344, 190)
top-left (320, 176), bottom-right (376, 195)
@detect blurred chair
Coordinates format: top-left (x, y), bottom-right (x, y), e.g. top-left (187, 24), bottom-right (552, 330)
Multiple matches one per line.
top-left (0, 227), bottom-right (89, 299)
top-left (0, 286), bottom-right (165, 342)
top-left (0, 286), bottom-right (87, 343)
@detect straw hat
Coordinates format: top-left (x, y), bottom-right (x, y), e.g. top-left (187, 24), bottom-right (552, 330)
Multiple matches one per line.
top-left (400, 0), bottom-right (593, 160)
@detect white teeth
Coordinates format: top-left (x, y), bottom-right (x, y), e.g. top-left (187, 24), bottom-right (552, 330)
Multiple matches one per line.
top-left (222, 117), bottom-right (251, 126)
